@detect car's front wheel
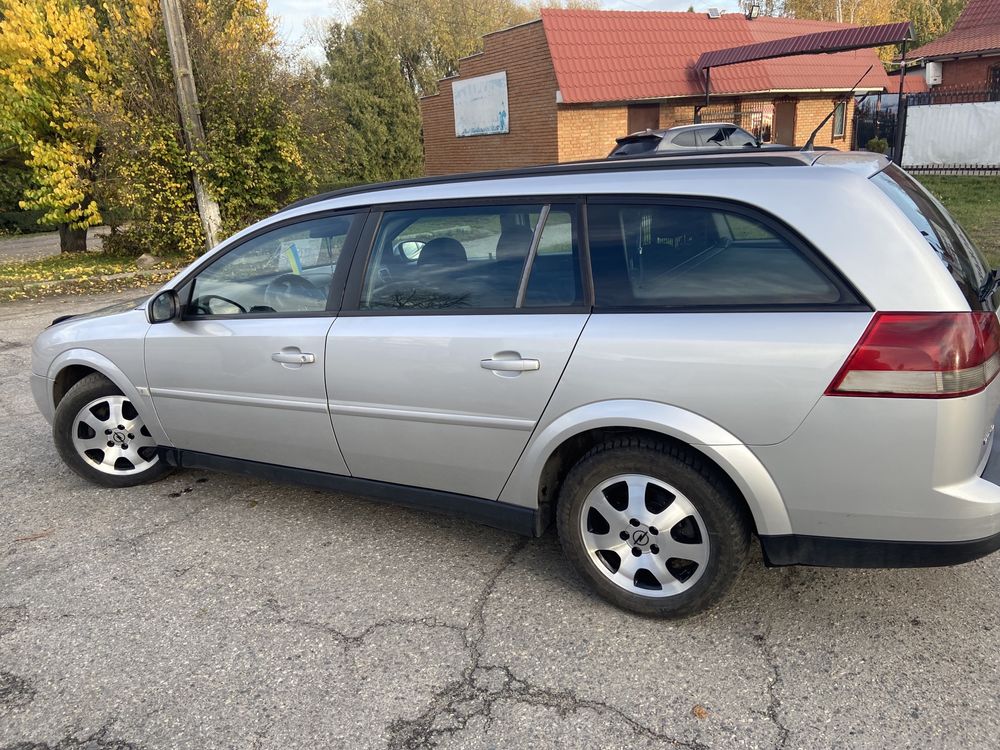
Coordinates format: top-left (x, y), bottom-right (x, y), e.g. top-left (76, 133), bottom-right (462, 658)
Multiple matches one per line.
top-left (53, 373), bottom-right (173, 487)
top-left (557, 436), bottom-right (750, 618)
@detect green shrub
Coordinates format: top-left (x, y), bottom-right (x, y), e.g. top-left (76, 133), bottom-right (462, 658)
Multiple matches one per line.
top-left (866, 137), bottom-right (889, 154)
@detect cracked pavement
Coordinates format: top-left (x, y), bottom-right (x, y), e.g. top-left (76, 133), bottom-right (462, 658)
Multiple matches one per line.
top-left (2, 291), bottom-right (1000, 749)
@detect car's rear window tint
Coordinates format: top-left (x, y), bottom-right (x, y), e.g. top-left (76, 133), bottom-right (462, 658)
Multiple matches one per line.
top-left (871, 165), bottom-right (992, 310)
top-left (611, 137), bottom-right (659, 156)
top-left (587, 201), bottom-right (856, 308)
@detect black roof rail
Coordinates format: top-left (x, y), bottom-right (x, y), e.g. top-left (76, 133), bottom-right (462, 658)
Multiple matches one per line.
top-left (280, 149), bottom-right (813, 213)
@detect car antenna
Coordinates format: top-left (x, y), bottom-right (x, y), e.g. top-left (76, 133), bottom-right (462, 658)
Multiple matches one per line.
top-left (801, 64), bottom-right (874, 152)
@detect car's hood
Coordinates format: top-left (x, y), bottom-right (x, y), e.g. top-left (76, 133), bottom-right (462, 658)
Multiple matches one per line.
top-left (50, 295), bottom-right (149, 326)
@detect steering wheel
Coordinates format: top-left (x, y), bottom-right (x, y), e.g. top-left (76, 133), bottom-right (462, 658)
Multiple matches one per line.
top-left (193, 294), bottom-right (247, 315)
top-left (264, 273), bottom-right (327, 312)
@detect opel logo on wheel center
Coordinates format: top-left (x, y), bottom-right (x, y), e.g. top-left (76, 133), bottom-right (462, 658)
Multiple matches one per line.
top-left (631, 529), bottom-right (649, 546)
top-left (112, 431), bottom-right (126, 444)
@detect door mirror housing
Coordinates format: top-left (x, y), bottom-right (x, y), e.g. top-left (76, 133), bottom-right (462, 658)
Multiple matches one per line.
top-left (148, 289), bottom-right (179, 324)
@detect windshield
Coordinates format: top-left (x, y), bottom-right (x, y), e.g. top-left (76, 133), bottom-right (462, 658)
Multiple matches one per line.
top-left (871, 164), bottom-right (993, 310)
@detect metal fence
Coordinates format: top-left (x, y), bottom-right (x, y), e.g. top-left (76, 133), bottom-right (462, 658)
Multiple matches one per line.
top-left (854, 87), bottom-right (1000, 172)
top-left (693, 100), bottom-right (776, 142)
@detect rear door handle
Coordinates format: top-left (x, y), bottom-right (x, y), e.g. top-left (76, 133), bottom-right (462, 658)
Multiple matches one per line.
top-left (480, 357), bottom-right (540, 372)
top-left (272, 351), bottom-right (316, 364)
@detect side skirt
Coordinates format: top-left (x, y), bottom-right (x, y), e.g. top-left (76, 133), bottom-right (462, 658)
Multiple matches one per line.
top-left (158, 448), bottom-right (543, 537)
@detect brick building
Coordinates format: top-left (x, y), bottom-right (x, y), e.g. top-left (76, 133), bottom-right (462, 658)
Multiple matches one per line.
top-left (908, 0), bottom-right (1000, 92)
top-left (421, 9), bottom-right (891, 175)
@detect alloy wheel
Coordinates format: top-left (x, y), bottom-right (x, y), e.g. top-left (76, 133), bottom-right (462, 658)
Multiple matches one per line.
top-left (70, 395), bottom-right (159, 476)
top-left (580, 473), bottom-right (710, 597)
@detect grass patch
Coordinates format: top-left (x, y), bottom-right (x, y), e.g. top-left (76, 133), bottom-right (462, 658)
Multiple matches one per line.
top-left (0, 251), bottom-right (188, 302)
top-left (917, 175), bottom-right (1000, 266)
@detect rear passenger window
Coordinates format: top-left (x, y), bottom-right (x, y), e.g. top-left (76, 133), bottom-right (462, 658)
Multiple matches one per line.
top-left (671, 131), bottom-right (697, 147)
top-left (587, 202), bottom-right (852, 308)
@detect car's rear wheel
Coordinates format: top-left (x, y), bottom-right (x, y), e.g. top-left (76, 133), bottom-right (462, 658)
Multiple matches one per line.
top-left (53, 373), bottom-right (173, 487)
top-left (557, 436), bottom-right (750, 618)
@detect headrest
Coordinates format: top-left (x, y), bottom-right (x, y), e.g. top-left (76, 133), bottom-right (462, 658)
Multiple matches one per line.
top-left (418, 237), bottom-right (467, 266)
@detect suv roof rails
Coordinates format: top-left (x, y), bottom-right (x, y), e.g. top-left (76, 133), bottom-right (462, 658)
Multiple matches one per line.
top-left (280, 149), bottom-right (813, 213)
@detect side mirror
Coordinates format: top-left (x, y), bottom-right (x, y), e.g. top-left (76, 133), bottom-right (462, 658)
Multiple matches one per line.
top-left (148, 289), bottom-right (179, 324)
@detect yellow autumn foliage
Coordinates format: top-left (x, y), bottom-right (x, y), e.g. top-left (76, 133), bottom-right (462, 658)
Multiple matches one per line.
top-left (0, 0), bottom-right (108, 229)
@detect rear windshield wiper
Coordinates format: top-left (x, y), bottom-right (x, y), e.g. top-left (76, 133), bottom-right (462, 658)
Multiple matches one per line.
top-left (979, 268), bottom-right (1000, 302)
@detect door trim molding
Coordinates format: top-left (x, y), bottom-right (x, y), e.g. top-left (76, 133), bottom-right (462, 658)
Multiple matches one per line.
top-left (328, 401), bottom-right (536, 431)
top-left (150, 387), bottom-right (329, 413)
top-left (159, 448), bottom-right (544, 536)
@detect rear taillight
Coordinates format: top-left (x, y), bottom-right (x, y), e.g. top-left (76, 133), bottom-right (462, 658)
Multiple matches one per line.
top-left (827, 312), bottom-right (1000, 398)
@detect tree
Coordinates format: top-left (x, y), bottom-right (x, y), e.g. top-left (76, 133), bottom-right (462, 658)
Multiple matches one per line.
top-left (0, 0), bottom-right (108, 252)
top-left (322, 23), bottom-right (423, 183)
top-left (351, 0), bottom-right (598, 96)
top-left (96, 0), bottom-right (315, 256)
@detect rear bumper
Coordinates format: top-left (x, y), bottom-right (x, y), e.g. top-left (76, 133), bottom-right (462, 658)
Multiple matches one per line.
top-left (759, 424), bottom-right (1000, 567)
top-left (759, 530), bottom-right (1000, 568)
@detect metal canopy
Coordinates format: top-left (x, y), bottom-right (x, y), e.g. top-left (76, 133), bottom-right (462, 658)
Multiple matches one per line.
top-left (695, 21), bottom-right (914, 72)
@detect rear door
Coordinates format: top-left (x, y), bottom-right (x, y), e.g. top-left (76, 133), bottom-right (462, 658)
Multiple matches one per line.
top-left (573, 197), bottom-right (872, 446)
top-left (325, 200), bottom-right (589, 499)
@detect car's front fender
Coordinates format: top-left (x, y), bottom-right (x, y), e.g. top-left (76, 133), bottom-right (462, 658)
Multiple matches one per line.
top-left (46, 349), bottom-right (171, 446)
top-left (498, 399), bottom-right (792, 536)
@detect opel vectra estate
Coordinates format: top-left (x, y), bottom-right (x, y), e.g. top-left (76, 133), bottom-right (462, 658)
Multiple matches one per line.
top-left (31, 150), bottom-right (1000, 617)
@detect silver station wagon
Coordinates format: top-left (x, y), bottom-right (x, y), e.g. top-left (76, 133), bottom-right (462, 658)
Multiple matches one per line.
top-left (31, 150), bottom-right (1000, 617)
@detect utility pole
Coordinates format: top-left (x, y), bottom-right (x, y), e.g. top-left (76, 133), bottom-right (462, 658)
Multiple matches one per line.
top-left (160, 0), bottom-right (222, 249)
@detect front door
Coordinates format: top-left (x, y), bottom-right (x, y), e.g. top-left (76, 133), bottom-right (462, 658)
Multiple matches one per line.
top-left (773, 100), bottom-right (797, 145)
top-left (145, 212), bottom-right (362, 473)
top-left (327, 201), bottom-right (589, 499)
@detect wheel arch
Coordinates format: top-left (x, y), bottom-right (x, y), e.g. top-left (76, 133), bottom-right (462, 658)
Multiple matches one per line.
top-left (498, 400), bottom-right (792, 537)
top-left (47, 349), bottom-right (171, 445)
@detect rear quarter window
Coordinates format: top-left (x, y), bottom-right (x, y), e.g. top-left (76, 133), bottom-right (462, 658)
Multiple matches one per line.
top-left (871, 165), bottom-right (992, 310)
top-left (587, 200), bottom-right (860, 309)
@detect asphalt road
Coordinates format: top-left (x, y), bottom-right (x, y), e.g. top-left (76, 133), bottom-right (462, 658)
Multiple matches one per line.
top-left (2, 291), bottom-right (999, 750)
top-left (0, 227), bottom-right (110, 264)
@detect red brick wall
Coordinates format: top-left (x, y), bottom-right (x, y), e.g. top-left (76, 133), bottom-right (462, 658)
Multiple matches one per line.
top-left (420, 21), bottom-right (558, 175)
top-left (557, 106), bottom-right (628, 161)
top-left (793, 95), bottom-right (855, 150)
top-left (937, 55), bottom-right (1000, 88)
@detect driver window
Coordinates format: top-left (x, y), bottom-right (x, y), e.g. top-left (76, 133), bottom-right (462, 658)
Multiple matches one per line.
top-left (189, 215), bottom-right (356, 316)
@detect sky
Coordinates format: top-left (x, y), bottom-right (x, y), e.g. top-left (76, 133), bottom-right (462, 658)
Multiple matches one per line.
top-left (268, 0), bottom-right (744, 61)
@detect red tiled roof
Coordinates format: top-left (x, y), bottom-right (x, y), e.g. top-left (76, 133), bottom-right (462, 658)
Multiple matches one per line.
top-left (908, 0), bottom-right (1000, 59)
top-left (540, 9), bottom-right (893, 103)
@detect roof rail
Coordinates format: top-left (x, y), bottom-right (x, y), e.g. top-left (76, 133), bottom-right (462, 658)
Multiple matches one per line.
top-left (280, 150), bottom-right (812, 213)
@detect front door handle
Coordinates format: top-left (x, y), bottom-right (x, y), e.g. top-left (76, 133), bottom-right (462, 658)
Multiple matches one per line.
top-left (480, 357), bottom-right (540, 372)
top-left (272, 351), bottom-right (316, 365)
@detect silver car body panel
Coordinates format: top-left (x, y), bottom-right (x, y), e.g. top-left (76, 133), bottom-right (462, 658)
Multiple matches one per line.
top-left (144, 317), bottom-right (350, 474)
top-left (325, 314), bottom-right (588, 498)
top-left (497, 397), bottom-right (794, 536)
top-left (31, 310), bottom-right (170, 444)
top-left (753, 382), bottom-right (1000, 542)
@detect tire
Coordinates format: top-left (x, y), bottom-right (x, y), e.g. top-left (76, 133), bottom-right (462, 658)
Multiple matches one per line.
top-left (53, 373), bottom-right (173, 488)
top-left (556, 436), bottom-right (750, 618)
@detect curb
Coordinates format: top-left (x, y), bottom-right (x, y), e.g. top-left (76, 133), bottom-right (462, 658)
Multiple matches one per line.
top-left (0, 266), bottom-right (182, 297)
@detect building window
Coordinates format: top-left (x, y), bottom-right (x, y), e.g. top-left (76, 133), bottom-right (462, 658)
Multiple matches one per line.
top-left (832, 102), bottom-right (846, 139)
